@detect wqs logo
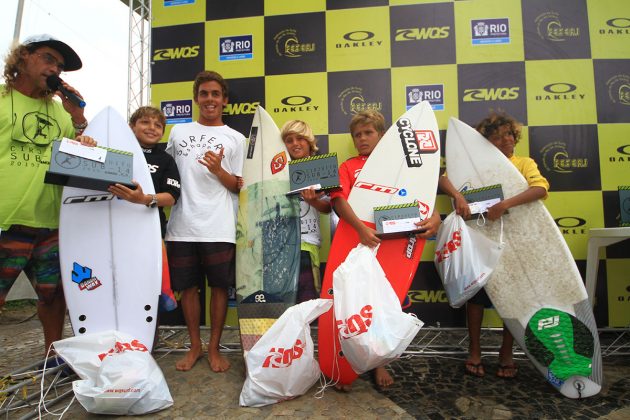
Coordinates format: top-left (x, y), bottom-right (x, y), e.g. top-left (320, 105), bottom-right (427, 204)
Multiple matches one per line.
top-left (223, 101), bottom-right (259, 116)
top-left (407, 84), bottom-right (444, 111)
top-left (471, 18), bottom-right (510, 44)
top-left (273, 29), bottom-right (315, 58)
top-left (153, 45), bottom-right (199, 61)
top-left (535, 12), bottom-right (580, 41)
top-left (219, 35), bottom-right (253, 61)
top-left (463, 87), bottom-right (519, 102)
top-left (72, 262), bottom-right (102, 291)
top-left (161, 100), bottom-right (192, 125)
top-left (395, 26), bottom-right (450, 41)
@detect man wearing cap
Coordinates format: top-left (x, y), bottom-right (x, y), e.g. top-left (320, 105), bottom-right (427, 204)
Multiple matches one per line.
top-left (1, 34), bottom-right (95, 354)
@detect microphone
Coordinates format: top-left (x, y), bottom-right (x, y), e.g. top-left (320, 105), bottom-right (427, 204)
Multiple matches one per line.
top-left (46, 75), bottom-right (86, 108)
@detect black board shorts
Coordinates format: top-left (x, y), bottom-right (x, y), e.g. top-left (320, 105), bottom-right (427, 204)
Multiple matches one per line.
top-left (166, 241), bottom-right (235, 291)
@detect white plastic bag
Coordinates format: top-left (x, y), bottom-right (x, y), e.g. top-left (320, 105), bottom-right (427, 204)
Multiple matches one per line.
top-left (434, 212), bottom-right (503, 308)
top-left (53, 330), bottom-right (173, 415)
top-left (239, 298), bottom-right (333, 407)
top-left (333, 244), bottom-right (423, 374)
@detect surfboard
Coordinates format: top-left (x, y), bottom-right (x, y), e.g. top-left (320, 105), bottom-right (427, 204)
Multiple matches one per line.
top-left (445, 117), bottom-right (602, 399)
top-left (58, 107), bottom-right (162, 351)
top-left (318, 101), bottom-right (440, 385)
top-left (235, 106), bottom-right (300, 358)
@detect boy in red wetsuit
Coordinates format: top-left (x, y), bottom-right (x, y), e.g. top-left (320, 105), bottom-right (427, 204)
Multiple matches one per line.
top-left (330, 110), bottom-right (442, 390)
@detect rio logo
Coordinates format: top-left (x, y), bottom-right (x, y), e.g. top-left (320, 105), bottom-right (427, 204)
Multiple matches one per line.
top-left (98, 340), bottom-right (148, 361)
top-left (336, 304), bottom-right (373, 339)
top-left (262, 339), bottom-right (305, 368)
top-left (435, 228), bottom-right (462, 263)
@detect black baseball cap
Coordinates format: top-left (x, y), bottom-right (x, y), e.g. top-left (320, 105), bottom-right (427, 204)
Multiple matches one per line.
top-left (22, 34), bottom-right (82, 71)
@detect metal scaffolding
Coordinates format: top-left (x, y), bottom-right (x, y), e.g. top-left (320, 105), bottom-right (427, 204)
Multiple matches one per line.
top-left (124, 0), bottom-right (151, 119)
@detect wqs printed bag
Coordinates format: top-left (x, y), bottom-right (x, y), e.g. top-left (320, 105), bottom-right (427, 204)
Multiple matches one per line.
top-left (333, 244), bottom-right (423, 374)
top-left (53, 330), bottom-right (173, 415)
top-left (434, 212), bottom-right (503, 308)
top-left (240, 299), bottom-right (332, 407)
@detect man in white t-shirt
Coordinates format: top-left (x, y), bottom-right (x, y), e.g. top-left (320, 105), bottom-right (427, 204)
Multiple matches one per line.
top-left (165, 71), bottom-right (245, 372)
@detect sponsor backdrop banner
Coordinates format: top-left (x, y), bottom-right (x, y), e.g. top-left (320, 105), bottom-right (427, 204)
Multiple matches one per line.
top-left (152, 0), bottom-right (630, 328)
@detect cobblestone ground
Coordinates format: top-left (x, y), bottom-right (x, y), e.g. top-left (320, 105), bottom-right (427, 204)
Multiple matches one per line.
top-left (1, 303), bottom-right (629, 419)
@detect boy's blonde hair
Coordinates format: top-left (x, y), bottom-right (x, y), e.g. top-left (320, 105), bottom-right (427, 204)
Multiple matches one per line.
top-left (129, 106), bottom-right (166, 129)
top-left (349, 110), bottom-right (386, 137)
top-left (280, 120), bottom-right (318, 155)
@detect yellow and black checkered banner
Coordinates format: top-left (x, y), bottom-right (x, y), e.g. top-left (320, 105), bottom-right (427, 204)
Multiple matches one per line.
top-left (151, 0), bottom-right (630, 328)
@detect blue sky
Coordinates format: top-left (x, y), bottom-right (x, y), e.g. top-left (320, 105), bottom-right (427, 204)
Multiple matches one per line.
top-left (1, 0), bottom-right (130, 120)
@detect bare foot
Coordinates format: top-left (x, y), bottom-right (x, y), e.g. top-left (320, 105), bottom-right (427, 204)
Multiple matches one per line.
top-left (175, 347), bottom-right (203, 371)
top-left (373, 366), bottom-right (394, 388)
top-left (334, 383), bottom-right (352, 392)
top-left (208, 348), bottom-right (230, 372)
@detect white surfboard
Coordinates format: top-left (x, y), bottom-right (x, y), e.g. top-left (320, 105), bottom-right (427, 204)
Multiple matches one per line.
top-left (59, 107), bottom-right (162, 351)
top-left (445, 117), bottom-right (602, 398)
top-left (319, 101), bottom-right (441, 385)
top-left (235, 106), bottom-right (300, 357)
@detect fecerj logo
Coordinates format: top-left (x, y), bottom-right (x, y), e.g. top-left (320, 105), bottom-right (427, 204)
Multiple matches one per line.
top-left (153, 45), bottom-right (200, 61)
top-left (161, 100), bottom-right (193, 125)
top-left (336, 304), bottom-right (373, 339)
top-left (262, 339), bottom-right (305, 368)
top-left (338, 86), bottom-right (382, 116)
top-left (98, 340), bottom-right (148, 361)
top-left (219, 35), bottom-right (253, 61)
top-left (270, 151), bottom-right (287, 174)
top-left (273, 29), bottom-right (315, 58)
top-left (541, 141), bottom-right (588, 174)
top-left (536, 83), bottom-right (585, 101)
top-left (463, 87), bottom-right (519, 102)
top-left (223, 101), bottom-right (259, 116)
top-left (71, 262), bottom-right (102, 291)
top-left (273, 95), bottom-right (319, 113)
top-left (554, 216), bottom-right (587, 234)
top-left (407, 84), bottom-right (444, 111)
top-left (535, 12), bottom-right (580, 42)
top-left (471, 18), bottom-right (510, 45)
top-left (395, 26), bottom-right (450, 41)
top-left (336, 30), bottom-right (383, 48)
top-left (605, 74), bottom-right (630, 106)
